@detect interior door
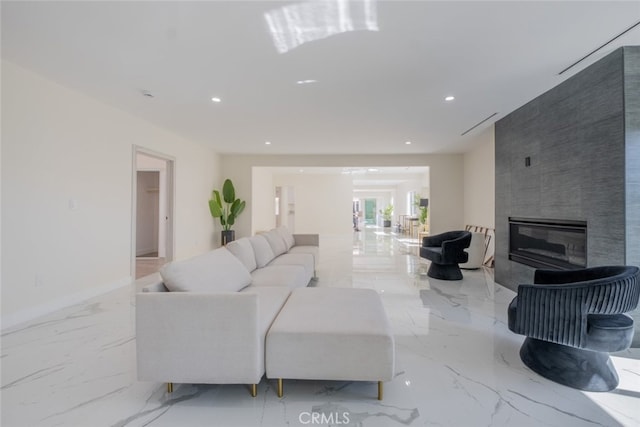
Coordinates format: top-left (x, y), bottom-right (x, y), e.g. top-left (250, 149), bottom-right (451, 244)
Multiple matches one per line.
top-left (364, 199), bottom-right (377, 225)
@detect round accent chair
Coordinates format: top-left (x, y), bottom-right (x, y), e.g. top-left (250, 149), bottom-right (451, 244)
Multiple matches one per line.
top-left (419, 230), bottom-right (472, 280)
top-left (508, 265), bottom-right (640, 392)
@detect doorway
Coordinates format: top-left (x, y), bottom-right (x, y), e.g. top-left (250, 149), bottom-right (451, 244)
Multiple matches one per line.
top-left (132, 148), bottom-right (175, 279)
top-left (364, 199), bottom-right (377, 225)
top-left (136, 171), bottom-right (160, 257)
top-left (275, 186), bottom-right (295, 232)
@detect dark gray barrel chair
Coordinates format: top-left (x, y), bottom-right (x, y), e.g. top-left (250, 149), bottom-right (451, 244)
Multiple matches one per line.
top-left (508, 265), bottom-right (640, 392)
top-left (420, 231), bottom-right (472, 280)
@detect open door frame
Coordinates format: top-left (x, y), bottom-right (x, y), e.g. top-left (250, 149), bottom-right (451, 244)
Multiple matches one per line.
top-left (131, 146), bottom-right (175, 278)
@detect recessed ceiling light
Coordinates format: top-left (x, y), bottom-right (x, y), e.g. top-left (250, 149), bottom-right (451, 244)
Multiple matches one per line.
top-left (405, 141), bottom-right (412, 145)
top-left (445, 96), bottom-right (455, 101)
top-left (367, 168), bottom-right (379, 172)
top-left (296, 79), bottom-right (317, 85)
top-left (211, 97), bottom-right (222, 103)
top-left (265, 141), bottom-right (272, 145)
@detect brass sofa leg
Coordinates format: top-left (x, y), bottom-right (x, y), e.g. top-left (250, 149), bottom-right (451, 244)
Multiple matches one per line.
top-left (277, 378), bottom-right (283, 398)
top-left (250, 384), bottom-right (257, 397)
top-left (167, 382), bottom-right (173, 393)
top-left (377, 381), bottom-right (383, 400)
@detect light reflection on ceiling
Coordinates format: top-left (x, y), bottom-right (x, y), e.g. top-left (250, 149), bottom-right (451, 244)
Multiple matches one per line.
top-left (264, 0), bottom-right (378, 54)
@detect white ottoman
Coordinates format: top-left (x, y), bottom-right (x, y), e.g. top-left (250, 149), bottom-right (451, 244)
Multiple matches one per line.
top-left (266, 287), bottom-right (395, 400)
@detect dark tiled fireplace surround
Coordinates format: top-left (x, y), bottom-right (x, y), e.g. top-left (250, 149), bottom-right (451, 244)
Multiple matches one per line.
top-left (495, 47), bottom-right (640, 346)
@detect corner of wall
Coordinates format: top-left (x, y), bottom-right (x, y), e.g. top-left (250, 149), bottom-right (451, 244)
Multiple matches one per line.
top-left (463, 125), bottom-right (495, 229)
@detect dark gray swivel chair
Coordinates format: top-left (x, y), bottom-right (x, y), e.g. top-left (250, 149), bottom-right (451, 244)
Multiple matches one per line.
top-left (508, 265), bottom-right (640, 391)
top-left (420, 231), bottom-right (472, 280)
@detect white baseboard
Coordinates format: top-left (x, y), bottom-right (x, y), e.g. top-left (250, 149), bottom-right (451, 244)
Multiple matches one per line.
top-left (1, 276), bottom-right (132, 331)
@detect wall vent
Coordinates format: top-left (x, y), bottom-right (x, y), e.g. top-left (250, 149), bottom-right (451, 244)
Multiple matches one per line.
top-left (461, 112), bottom-right (498, 136)
top-left (558, 20), bottom-right (640, 75)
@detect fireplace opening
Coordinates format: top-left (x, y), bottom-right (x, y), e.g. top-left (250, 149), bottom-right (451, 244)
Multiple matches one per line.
top-left (509, 217), bottom-right (587, 270)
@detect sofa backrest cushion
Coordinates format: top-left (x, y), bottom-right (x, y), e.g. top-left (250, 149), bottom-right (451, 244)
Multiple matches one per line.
top-left (160, 247), bottom-right (252, 292)
top-left (226, 237), bottom-right (257, 272)
top-left (263, 229), bottom-right (287, 256)
top-left (249, 234), bottom-right (276, 267)
top-left (276, 226), bottom-right (296, 251)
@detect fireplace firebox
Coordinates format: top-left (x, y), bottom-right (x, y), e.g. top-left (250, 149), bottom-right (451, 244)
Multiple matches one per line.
top-left (509, 218), bottom-right (587, 270)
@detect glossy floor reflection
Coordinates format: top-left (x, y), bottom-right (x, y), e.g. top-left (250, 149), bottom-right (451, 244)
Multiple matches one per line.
top-left (2, 226), bottom-right (639, 426)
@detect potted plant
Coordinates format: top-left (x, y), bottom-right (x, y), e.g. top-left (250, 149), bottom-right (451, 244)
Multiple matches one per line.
top-left (379, 204), bottom-right (394, 228)
top-left (419, 204), bottom-right (428, 227)
top-left (414, 194), bottom-right (428, 230)
top-left (209, 179), bottom-right (246, 245)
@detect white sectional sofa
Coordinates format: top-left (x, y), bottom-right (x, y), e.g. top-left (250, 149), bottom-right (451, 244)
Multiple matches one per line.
top-left (263, 227), bottom-right (320, 277)
top-left (136, 226), bottom-right (318, 395)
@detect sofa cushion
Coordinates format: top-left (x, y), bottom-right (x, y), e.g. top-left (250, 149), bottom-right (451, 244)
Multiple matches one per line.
top-left (276, 226), bottom-right (296, 251)
top-left (226, 237), bottom-right (257, 272)
top-left (288, 245), bottom-right (319, 267)
top-left (263, 229), bottom-right (287, 256)
top-left (249, 235), bottom-right (276, 268)
top-left (420, 246), bottom-right (443, 264)
top-left (268, 253), bottom-right (314, 279)
top-left (160, 247), bottom-right (252, 293)
top-left (249, 265), bottom-right (310, 290)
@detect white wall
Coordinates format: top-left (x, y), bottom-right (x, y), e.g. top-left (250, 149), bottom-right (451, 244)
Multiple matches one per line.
top-left (1, 61), bottom-right (220, 327)
top-left (280, 186), bottom-right (295, 231)
top-left (137, 153), bottom-right (167, 170)
top-left (463, 126), bottom-right (495, 261)
top-left (396, 181), bottom-right (413, 217)
top-left (251, 167), bottom-right (275, 234)
top-left (463, 126), bottom-right (495, 229)
top-left (274, 173), bottom-right (353, 235)
top-left (221, 154), bottom-right (464, 237)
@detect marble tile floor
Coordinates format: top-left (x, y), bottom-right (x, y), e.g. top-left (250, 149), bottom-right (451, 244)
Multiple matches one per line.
top-left (2, 226), bottom-right (639, 427)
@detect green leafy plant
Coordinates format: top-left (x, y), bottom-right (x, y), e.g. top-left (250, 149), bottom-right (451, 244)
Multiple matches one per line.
top-left (413, 194), bottom-right (428, 224)
top-left (208, 179), bottom-right (246, 231)
top-left (379, 204), bottom-right (394, 221)
top-left (419, 205), bottom-right (428, 224)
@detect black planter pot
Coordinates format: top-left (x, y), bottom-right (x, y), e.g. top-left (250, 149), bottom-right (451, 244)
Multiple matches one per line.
top-left (221, 230), bottom-right (235, 246)
top-left (383, 220), bottom-right (391, 228)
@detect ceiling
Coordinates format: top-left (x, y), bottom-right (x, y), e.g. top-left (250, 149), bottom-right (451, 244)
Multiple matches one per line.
top-left (2, 1), bottom-right (640, 155)
top-left (261, 166), bottom-right (428, 187)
